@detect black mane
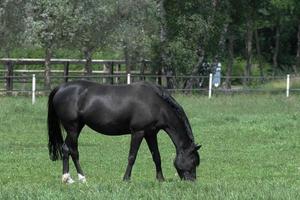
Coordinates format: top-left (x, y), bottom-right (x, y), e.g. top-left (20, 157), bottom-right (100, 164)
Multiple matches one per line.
top-left (148, 83), bottom-right (195, 142)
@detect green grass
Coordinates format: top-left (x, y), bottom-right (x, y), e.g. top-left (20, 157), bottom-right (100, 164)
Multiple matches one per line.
top-left (0, 95), bottom-right (300, 199)
top-left (258, 76), bottom-right (300, 91)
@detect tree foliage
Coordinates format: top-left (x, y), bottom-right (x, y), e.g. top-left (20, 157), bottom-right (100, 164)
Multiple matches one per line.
top-left (0, 0), bottom-right (27, 56)
top-left (1, 0), bottom-right (300, 77)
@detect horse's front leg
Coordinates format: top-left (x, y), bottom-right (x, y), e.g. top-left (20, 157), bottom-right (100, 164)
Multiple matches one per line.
top-left (123, 131), bottom-right (144, 181)
top-left (145, 133), bottom-right (165, 181)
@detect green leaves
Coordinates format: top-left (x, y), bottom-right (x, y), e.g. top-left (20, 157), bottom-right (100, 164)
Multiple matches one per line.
top-left (1, 0), bottom-right (300, 76)
top-left (0, 0), bottom-right (27, 56)
top-left (28, 0), bottom-right (76, 49)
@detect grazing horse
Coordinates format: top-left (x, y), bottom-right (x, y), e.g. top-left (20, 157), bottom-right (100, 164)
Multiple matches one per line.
top-left (47, 80), bottom-right (201, 183)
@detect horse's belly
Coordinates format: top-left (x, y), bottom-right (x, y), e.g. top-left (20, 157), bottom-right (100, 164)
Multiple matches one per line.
top-left (86, 121), bottom-right (131, 135)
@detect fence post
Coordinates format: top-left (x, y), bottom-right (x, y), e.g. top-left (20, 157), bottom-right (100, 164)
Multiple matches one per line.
top-left (208, 73), bottom-right (213, 98)
top-left (5, 61), bottom-right (13, 95)
top-left (140, 60), bottom-right (146, 81)
top-left (103, 63), bottom-right (108, 84)
top-left (110, 62), bottom-right (114, 85)
top-left (32, 74), bottom-right (36, 105)
top-left (64, 61), bottom-right (69, 83)
top-left (115, 64), bottom-right (121, 84)
top-left (286, 74), bottom-right (290, 97)
top-left (127, 73), bottom-right (131, 84)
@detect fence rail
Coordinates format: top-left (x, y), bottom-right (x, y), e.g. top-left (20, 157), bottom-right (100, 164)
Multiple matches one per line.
top-left (0, 58), bottom-right (152, 91)
top-left (0, 72), bottom-right (298, 97)
top-left (2, 58), bottom-right (300, 103)
top-left (0, 58), bottom-right (136, 65)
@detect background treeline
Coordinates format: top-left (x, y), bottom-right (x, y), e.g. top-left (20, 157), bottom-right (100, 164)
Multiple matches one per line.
top-left (1, 0), bottom-right (300, 83)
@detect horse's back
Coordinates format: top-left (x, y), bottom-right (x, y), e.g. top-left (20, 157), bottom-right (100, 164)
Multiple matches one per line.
top-left (52, 81), bottom-right (167, 134)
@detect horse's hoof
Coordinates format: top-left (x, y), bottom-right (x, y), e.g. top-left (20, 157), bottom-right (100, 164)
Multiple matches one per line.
top-left (78, 174), bottom-right (87, 183)
top-left (157, 177), bottom-right (165, 182)
top-left (66, 178), bottom-right (75, 184)
top-left (123, 177), bottom-right (131, 182)
top-left (157, 174), bottom-right (165, 182)
top-left (62, 173), bottom-right (75, 184)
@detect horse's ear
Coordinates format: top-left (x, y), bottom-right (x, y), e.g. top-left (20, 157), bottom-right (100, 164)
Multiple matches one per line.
top-left (195, 144), bottom-right (202, 151)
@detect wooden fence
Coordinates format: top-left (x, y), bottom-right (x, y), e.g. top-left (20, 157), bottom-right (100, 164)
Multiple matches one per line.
top-left (0, 58), bottom-right (151, 92)
top-left (1, 58), bottom-right (299, 98)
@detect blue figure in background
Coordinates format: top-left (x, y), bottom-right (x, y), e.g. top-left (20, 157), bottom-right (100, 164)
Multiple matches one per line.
top-left (212, 62), bottom-right (221, 87)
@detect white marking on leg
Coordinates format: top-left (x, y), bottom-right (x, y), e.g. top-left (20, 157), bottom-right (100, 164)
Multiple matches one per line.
top-left (62, 173), bottom-right (75, 184)
top-left (78, 173), bottom-right (86, 183)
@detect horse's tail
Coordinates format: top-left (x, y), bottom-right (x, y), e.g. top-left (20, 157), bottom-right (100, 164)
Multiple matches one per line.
top-left (47, 87), bottom-right (63, 161)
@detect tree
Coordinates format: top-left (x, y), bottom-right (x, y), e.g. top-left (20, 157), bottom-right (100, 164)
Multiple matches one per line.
top-left (297, 16), bottom-right (300, 73)
top-left (223, 1), bottom-right (237, 88)
top-left (226, 0), bottom-right (267, 83)
top-left (114, 0), bottom-right (158, 75)
top-left (2, 0), bottom-right (300, 84)
top-left (291, 0), bottom-right (300, 73)
top-left (71, 0), bottom-right (117, 75)
top-left (155, 0), bottom-right (168, 85)
top-left (29, 0), bottom-right (76, 88)
top-left (157, 0), bottom-right (213, 89)
top-left (0, 0), bottom-right (27, 57)
top-left (268, 0), bottom-right (295, 75)
top-left (237, 0), bottom-right (266, 84)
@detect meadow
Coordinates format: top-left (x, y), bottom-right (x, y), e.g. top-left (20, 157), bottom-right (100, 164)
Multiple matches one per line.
top-left (0, 94), bottom-right (299, 199)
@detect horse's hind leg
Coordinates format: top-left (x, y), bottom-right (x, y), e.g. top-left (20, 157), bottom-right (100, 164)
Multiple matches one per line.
top-left (62, 121), bottom-right (85, 184)
top-left (61, 136), bottom-right (74, 184)
top-left (123, 131), bottom-right (144, 181)
top-left (145, 132), bottom-right (165, 181)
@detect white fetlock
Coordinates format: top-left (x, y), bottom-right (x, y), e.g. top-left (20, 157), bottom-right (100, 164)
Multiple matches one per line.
top-left (78, 173), bottom-right (86, 183)
top-left (62, 173), bottom-right (75, 184)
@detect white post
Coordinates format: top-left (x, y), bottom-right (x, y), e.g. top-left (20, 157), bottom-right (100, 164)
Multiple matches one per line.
top-left (127, 73), bottom-right (131, 84)
top-left (208, 73), bottom-right (212, 99)
top-left (32, 74), bottom-right (36, 104)
top-left (286, 74), bottom-right (290, 97)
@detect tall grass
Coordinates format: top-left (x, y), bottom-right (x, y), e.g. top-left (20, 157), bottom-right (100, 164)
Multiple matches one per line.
top-left (0, 95), bottom-right (300, 199)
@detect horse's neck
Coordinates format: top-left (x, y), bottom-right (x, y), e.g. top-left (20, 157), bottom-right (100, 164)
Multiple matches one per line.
top-left (164, 119), bottom-right (193, 152)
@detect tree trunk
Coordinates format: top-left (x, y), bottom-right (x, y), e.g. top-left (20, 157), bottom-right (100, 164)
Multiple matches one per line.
top-left (244, 20), bottom-right (253, 85)
top-left (157, 68), bottom-right (162, 85)
top-left (124, 42), bottom-right (131, 75)
top-left (83, 47), bottom-right (93, 76)
top-left (183, 47), bottom-right (205, 93)
top-left (140, 61), bottom-right (146, 81)
top-left (216, 23), bottom-right (228, 59)
top-left (166, 67), bottom-right (175, 89)
top-left (44, 47), bottom-right (52, 90)
top-left (156, 0), bottom-right (168, 86)
top-left (272, 22), bottom-right (280, 76)
top-left (255, 29), bottom-right (264, 81)
top-left (4, 48), bottom-right (11, 58)
top-left (296, 21), bottom-right (300, 74)
top-left (225, 34), bottom-right (234, 89)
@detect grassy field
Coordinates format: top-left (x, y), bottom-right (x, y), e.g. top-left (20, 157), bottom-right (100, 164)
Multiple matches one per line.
top-left (0, 94), bottom-right (300, 199)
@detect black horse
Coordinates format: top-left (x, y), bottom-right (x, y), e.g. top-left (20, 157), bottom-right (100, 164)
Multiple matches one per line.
top-left (47, 80), bottom-right (201, 183)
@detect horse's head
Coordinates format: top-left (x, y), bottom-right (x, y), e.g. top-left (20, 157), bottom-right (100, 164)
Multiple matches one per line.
top-left (174, 144), bottom-right (201, 181)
